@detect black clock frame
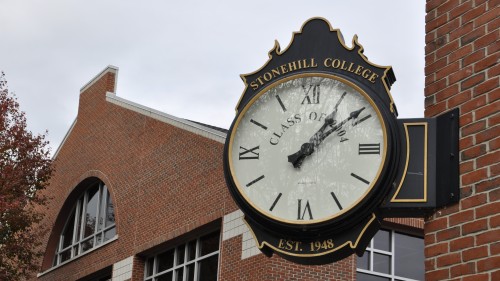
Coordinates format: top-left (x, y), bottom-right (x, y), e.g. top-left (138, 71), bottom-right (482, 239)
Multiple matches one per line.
top-left (222, 18), bottom-right (411, 263)
top-left (223, 72), bottom-right (401, 239)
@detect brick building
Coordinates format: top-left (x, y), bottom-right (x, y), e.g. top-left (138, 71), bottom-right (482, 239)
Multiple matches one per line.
top-left (423, 0), bottom-right (498, 280)
top-left (35, 1), bottom-right (497, 280)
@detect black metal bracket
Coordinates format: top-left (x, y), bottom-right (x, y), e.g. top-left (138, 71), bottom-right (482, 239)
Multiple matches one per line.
top-left (380, 108), bottom-right (460, 217)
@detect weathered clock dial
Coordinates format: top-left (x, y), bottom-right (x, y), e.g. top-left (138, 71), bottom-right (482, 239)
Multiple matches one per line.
top-left (228, 74), bottom-right (387, 225)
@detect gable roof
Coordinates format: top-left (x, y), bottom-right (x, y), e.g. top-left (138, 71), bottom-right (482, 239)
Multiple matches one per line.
top-left (53, 66), bottom-right (228, 159)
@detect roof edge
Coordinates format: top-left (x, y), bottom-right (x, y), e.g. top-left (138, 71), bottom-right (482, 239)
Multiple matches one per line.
top-left (80, 65), bottom-right (119, 93)
top-left (52, 118), bottom-right (77, 159)
top-left (105, 92), bottom-right (227, 144)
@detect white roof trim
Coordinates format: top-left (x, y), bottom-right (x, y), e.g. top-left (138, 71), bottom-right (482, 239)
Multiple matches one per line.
top-left (80, 65), bottom-right (119, 93)
top-left (52, 118), bottom-right (77, 159)
top-left (105, 92), bottom-right (227, 143)
top-left (53, 65), bottom-right (225, 160)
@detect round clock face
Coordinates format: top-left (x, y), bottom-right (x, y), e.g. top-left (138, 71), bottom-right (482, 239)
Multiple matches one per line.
top-left (228, 74), bottom-right (387, 225)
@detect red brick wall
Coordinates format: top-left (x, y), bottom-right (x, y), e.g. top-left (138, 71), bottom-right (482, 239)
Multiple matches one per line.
top-left (424, 0), bottom-right (499, 280)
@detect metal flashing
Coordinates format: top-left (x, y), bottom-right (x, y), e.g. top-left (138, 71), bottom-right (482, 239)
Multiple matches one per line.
top-left (79, 65), bottom-right (119, 93)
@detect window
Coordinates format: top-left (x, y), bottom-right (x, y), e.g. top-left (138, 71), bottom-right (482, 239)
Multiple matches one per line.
top-left (53, 181), bottom-right (116, 266)
top-left (357, 229), bottom-right (424, 281)
top-left (144, 230), bottom-right (220, 281)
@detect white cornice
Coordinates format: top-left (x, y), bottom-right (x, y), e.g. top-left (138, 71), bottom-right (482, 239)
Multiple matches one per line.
top-left (52, 118), bottom-right (77, 159)
top-left (105, 93), bottom-right (227, 144)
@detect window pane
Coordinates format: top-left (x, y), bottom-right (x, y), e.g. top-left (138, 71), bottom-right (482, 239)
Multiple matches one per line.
top-left (186, 263), bottom-right (195, 281)
top-left (145, 257), bottom-right (154, 277)
top-left (395, 232), bottom-right (424, 280)
top-left (373, 253), bottom-right (391, 274)
top-left (357, 272), bottom-right (390, 281)
top-left (82, 237), bottom-right (94, 252)
top-left (156, 271), bottom-right (172, 281)
top-left (198, 254), bottom-right (218, 281)
top-left (75, 197), bottom-right (83, 242)
top-left (98, 187), bottom-right (105, 232)
top-left (104, 226), bottom-right (116, 241)
top-left (175, 268), bottom-right (183, 281)
top-left (157, 249), bottom-right (175, 273)
top-left (105, 188), bottom-right (115, 227)
top-left (373, 229), bottom-right (391, 252)
top-left (60, 249), bottom-right (72, 263)
top-left (199, 231), bottom-right (220, 256)
top-left (357, 251), bottom-right (370, 270)
top-left (177, 245), bottom-right (185, 265)
top-left (187, 240), bottom-right (197, 261)
top-left (62, 209), bottom-right (76, 248)
top-left (96, 232), bottom-right (103, 246)
top-left (84, 185), bottom-right (99, 238)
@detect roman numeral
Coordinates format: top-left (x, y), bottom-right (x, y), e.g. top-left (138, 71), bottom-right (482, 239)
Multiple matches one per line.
top-left (297, 199), bottom-right (313, 220)
top-left (239, 146), bottom-right (260, 160)
top-left (358, 143), bottom-right (380, 155)
top-left (331, 192), bottom-right (343, 210)
top-left (269, 193), bottom-right (282, 211)
top-left (353, 114), bottom-right (372, 126)
top-left (250, 119), bottom-right (267, 130)
top-left (246, 175), bottom-right (264, 187)
top-left (351, 173), bottom-right (370, 185)
top-left (301, 85), bottom-right (320, 104)
top-left (275, 95), bottom-right (287, 112)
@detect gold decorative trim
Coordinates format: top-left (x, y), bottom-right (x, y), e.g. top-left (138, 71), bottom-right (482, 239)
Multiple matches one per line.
top-left (236, 17), bottom-right (396, 114)
top-left (391, 122), bottom-right (428, 203)
top-left (243, 213), bottom-right (377, 258)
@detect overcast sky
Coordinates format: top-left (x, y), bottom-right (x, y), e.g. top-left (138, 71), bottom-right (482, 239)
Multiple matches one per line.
top-left (0, 0), bottom-right (425, 152)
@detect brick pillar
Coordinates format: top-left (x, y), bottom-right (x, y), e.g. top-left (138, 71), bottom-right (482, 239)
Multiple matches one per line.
top-left (424, 0), bottom-right (499, 280)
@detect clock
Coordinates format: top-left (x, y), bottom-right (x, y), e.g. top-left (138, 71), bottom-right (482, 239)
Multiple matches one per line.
top-left (222, 18), bottom-right (404, 263)
top-left (225, 73), bottom-right (394, 232)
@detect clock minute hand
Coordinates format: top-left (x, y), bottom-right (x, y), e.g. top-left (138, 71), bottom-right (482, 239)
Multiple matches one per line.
top-left (287, 107), bottom-right (365, 169)
top-left (317, 107), bottom-right (365, 144)
top-left (311, 91), bottom-right (347, 142)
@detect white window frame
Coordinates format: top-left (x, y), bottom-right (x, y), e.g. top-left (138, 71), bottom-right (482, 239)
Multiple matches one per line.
top-left (53, 181), bottom-right (116, 266)
top-left (356, 229), bottom-right (423, 281)
top-left (144, 230), bottom-right (220, 281)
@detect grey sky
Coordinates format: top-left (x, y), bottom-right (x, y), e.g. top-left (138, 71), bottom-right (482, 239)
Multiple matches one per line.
top-left (0, 1), bottom-right (425, 152)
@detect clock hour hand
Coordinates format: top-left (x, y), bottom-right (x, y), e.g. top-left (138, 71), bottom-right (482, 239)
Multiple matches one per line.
top-left (296, 91), bottom-right (347, 150)
top-left (287, 107), bottom-right (365, 168)
top-left (286, 92), bottom-right (347, 168)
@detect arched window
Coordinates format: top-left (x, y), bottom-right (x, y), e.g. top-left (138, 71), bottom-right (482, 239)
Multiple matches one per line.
top-left (53, 180), bottom-right (116, 266)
